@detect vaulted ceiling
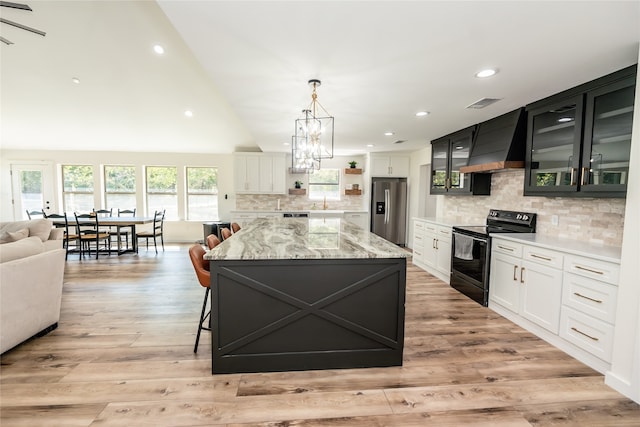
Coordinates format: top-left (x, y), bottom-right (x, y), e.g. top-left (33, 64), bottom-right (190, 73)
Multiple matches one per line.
top-left (1, 1), bottom-right (638, 155)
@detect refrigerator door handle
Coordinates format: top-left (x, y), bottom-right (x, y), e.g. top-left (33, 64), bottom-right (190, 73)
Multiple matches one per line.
top-left (384, 189), bottom-right (390, 224)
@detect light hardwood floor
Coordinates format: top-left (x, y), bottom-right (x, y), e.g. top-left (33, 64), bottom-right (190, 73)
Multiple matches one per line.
top-left (1, 244), bottom-right (638, 426)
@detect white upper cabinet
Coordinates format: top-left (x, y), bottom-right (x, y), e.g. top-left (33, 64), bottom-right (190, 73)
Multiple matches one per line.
top-left (259, 154), bottom-right (286, 194)
top-left (234, 153), bottom-right (286, 194)
top-left (370, 154), bottom-right (410, 177)
top-left (234, 153), bottom-right (260, 193)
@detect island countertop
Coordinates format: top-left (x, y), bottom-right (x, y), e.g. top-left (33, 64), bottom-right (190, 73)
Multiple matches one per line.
top-left (205, 217), bottom-right (410, 260)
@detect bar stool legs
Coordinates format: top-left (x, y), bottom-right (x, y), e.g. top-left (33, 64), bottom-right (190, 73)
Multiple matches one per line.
top-left (194, 287), bottom-right (211, 353)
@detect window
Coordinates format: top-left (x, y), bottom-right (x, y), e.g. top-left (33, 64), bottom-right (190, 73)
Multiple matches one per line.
top-left (146, 166), bottom-right (177, 219)
top-left (104, 165), bottom-right (136, 210)
top-left (186, 167), bottom-right (219, 220)
top-left (308, 168), bottom-right (340, 200)
top-left (62, 165), bottom-right (94, 212)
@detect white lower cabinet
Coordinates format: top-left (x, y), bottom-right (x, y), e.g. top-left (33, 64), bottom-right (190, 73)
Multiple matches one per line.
top-left (412, 219), bottom-right (451, 283)
top-left (489, 236), bottom-right (620, 374)
top-left (559, 256), bottom-right (619, 364)
top-left (343, 212), bottom-right (368, 230)
top-left (489, 240), bottom-right (563, 333)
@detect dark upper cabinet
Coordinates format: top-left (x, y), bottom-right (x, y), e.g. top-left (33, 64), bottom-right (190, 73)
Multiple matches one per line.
top-left (430, 126), bottom-right (491, 195)
top-left (525, 65), bottom-right (636, 197)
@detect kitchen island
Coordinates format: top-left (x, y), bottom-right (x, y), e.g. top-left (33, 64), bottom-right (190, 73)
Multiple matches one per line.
top-left (204, 217), bottom-right (409, 374)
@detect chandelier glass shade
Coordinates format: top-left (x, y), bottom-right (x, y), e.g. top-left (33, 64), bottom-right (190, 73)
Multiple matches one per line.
top-left (291, 133), bottom-right (320, 171)
top-left (292, 79), bottom-right (334, 171)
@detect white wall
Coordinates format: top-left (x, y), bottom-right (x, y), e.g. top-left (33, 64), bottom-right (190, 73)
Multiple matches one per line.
top-left (0, 149), bottom-right (235, 243)
top-left (606, 52), bottom-right (640, 403)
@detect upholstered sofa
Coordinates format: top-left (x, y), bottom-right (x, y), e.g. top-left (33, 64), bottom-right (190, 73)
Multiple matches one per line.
top-left (0, 219), bottom-right (65, 353)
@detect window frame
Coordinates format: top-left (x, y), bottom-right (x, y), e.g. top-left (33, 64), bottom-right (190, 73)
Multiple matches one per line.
top-left (61, 164), bottom-right (94, 213)
top-left (145, 165), bottom-right (178, 219)
top-left (185, 166), bottom-right (219, 220)
top-left (308, 168), bottom-right (341, 201)
top-left (104, 165), bottom-right (137, 211)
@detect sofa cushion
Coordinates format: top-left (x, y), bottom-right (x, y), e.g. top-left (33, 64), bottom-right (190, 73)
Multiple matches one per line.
top-left (0, 236), bottom-right (45, 263)
top-left (0, 228), bottom-right (29, 244)
top-left (0, 219), bottom-right (53, 243)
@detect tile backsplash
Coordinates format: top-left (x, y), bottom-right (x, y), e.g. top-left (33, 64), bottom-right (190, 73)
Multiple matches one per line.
top-left (442, 170), bottom-right (626, 247)
top-left (236, 194), bottom-right (367, 211)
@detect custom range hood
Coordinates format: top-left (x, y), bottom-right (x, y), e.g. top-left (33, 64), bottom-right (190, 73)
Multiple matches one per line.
top-left (460, 107), bottom-right (527, 173)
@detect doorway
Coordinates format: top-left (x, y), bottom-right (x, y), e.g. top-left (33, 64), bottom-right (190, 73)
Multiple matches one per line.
top-left (10, 162), bottom-right (56, 220)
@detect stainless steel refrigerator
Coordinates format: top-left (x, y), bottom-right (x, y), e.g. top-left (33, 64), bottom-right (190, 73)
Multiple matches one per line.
top-left (370, 178), bottom-right (407, 246)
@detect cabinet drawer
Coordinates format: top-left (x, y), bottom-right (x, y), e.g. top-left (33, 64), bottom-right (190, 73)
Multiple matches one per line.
top-left (234, 213), bottom-right (257, 219)
top-left (492, 239), bottom-right (523, 258)
top-left (560, 306), bottom-right (614, 362)
top-left (562, 272), bottom-right (618, 324)
top-left (414, 220), bottom-right (425, 231)
top-left (523, 245), bottom-right (563, 269)
top-left (413, 232), bottom-right (425, 247)
top-left (436, 225), bottom-right (451, 242)
top-left (564, 255), bottom-right (619, 285)
top-left (424, 223), bottom-right (438, 233)
top-left (413, 247), bottom-right (424, 259)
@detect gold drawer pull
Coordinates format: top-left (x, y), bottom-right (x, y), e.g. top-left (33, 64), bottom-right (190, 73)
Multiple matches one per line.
top-left (574, 292), bottom-right (603, 304)
top-left (575, 265), bottom-right (604, 275)
top-left (571, 327), bottom-right (599, 342)
top-left (498, 245), bottom-right (514, 252)
top-left (531, 254), bottom-right (552, 261)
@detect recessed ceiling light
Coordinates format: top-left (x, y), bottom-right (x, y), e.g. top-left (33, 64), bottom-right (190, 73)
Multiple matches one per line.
top-left (184, 110), bottom-right (193, 117)
top-left (153, 44), bottom-right (165, 55)
top-left (558, 117), bottom-right (572, 123)
top-left (283, 142), bottom-right (290, 146)
top-left (71, 77), bottom-right (80, 84)
top-left (367, 144), bottom-right (374, 148)
top-left (475, 68), bottom-right (497, 78)
top-left (415, 111), bottom-right (429, 117)
top-left (384, 132), bottom-right (394, 136)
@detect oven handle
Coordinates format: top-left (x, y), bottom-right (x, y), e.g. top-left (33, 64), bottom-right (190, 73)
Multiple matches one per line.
top-left (452, 231), bottom-right (488, 243)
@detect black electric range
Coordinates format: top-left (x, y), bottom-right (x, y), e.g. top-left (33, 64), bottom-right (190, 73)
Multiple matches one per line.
top-left (450, 210), bottom-right (537, 306)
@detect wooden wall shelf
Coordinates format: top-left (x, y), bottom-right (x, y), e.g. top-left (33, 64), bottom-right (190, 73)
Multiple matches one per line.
top-left (289, 188), bottom-right (306, 195)
top-left (344, 189), bottom-right (362, 196)
top-left (344, 168), bottom-right (362, 175)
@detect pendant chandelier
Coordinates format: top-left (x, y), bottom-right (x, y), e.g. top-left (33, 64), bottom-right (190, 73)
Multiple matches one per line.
top-left (292, 79), bottom-right (334, 171)
top-left (291, 133), bottom-right (320, 172)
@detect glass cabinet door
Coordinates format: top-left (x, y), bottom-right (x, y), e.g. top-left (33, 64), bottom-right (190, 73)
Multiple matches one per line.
top-left (581, 76), bottom-right (635, 194)
top-left (430, 139), bottom-right (449, 193)
top-left (526, 96), bottom-right (583, 193)
top-left (447, 130), bottom-right (472, 193)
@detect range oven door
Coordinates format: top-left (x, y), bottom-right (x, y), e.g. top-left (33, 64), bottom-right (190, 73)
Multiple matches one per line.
top-left (450, 230), bottom-right (489, 306)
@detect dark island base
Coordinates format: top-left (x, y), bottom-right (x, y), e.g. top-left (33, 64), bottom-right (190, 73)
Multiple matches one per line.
top-left (209, 258), bottom-right (406, 374)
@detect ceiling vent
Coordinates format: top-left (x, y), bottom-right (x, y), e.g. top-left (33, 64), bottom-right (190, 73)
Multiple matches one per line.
top-left (393, 140), bottom-right (406, 144)
top-left (466, 98), bottom-right (501, 109)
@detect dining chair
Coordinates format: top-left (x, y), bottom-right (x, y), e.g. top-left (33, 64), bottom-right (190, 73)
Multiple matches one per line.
top-left (26, 209), bottom-right (44, 220)
top-left (92, 208), bottom-right (114, 236)
top-left (220, 227), bottom-right (232, 241)
top-left (206, 234), bottom-right (221, 250)
top-left (136, 210), bottom-right (165, 253)
top-left (116, 208), bottom-right (136, 250)
top-left (190, 242), bottom-right (218, 352)
top-left (44, 213), bottom-right (79, 260)
top-left (74, 213), bottom-right (111, 259)
top-left (231, 222), bottom-right (241, 234)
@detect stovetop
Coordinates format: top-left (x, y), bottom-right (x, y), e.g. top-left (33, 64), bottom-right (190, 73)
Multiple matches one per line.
top-left (452, 210), bottom-right (537, 238)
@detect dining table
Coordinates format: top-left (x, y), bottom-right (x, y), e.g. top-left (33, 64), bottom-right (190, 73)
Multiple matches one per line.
top-left (50, 215), bottom-right (154, 255)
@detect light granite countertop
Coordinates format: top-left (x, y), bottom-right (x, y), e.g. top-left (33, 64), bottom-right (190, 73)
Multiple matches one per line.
top-left (205, 217), bottom-right (410, 260)
top-left (492, 233), bottom-right (622, 264)
top-left (413, 216), bottom-right (484, 228)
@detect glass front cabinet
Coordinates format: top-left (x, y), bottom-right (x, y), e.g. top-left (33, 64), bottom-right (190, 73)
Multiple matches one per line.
top-left (525, 65), bottom-right (636, 197)
top-left (431, 127), bottom-right (475, 194)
